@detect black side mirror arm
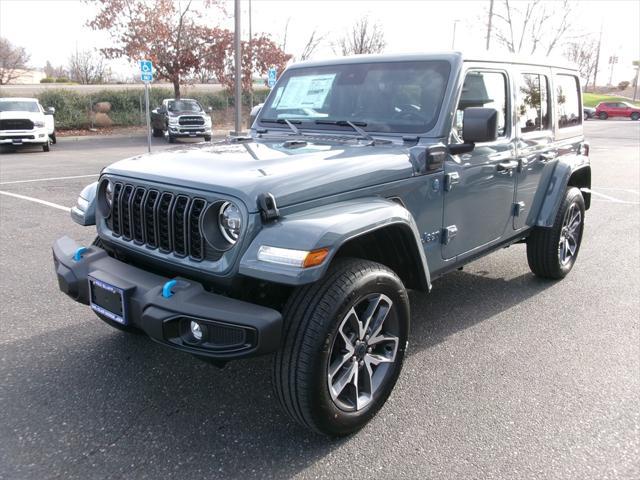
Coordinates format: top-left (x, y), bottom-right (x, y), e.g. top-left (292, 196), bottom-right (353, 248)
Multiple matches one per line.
top-left (448, 143), bottom-right (475, 155)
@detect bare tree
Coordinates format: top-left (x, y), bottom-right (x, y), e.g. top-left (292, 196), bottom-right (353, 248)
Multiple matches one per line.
top-left (0, 37), bottom-right (30, 85)
top-left (300, 30), bottom-right (325, 61)
top-left (334, 17), bottom-right (386, 56)
top-left (68, 49), bottom-right (110, 84)
top-left (564, 38), bottom-right (598, 86)
top-left (43, 61), bottom-right (68, 79)
top-left (489, 0), bottom-right (575, 56)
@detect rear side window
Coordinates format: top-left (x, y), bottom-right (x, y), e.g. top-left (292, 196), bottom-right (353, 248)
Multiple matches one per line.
top-left (455, 70), bottom-right (508, 138)
top-left (518, 73), bottom-right (550, 133)
top-left (556, 74), bottom-right (581, 128)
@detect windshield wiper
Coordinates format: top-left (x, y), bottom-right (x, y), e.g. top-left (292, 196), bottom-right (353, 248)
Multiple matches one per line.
top-left (314, 120), bottom-right (390, 144)
top-left (261, 118), bottom-right (302, 136)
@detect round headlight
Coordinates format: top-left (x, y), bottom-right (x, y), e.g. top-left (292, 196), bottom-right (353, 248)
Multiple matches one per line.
top-left (218, 201), bottom-right (242, 244)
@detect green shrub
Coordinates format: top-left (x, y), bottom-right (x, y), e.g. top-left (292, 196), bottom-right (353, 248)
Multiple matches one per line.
top-left (26, 86), bottom-right (273, 129)
top-left (55, 77), bottom-right (71, 83)
top-left (40, 77), bottom-right (55, 83)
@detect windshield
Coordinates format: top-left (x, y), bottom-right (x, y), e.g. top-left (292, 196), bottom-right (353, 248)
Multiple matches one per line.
top-left (168, 100), bottom-right (203, 113)
top-left (259, 60), bottom-right (451, 134)
top-left (0, 101), bottom-right (40, 113)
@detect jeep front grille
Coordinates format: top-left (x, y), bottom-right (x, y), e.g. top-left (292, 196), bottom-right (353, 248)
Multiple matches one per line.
top-left (0, 119), bottom-right (34, 130)
top-left (107, 182), bottom-right (209, 261)
top-left (179, 116), bottom-right (205, 126)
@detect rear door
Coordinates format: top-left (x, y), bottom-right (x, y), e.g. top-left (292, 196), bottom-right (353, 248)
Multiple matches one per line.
top-left (513, 69), bottom-right (554, 230)
top-left (442, 67), bottom-right (517, 260)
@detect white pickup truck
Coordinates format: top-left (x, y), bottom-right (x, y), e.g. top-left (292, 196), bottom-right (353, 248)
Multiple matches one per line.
top-left (0, 97), bottom-right (56, 151)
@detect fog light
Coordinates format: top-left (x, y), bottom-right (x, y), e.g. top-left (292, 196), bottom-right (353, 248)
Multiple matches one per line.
top-left (190, 320), bottom-right (204, 341)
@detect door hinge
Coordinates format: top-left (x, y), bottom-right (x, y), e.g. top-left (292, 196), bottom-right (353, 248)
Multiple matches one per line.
top-left (444, 172), bottom-right (460, 191)
top-left (442, 225), bottom-right (458, 244)
top-left (513, 201), bottom-right (525, 216)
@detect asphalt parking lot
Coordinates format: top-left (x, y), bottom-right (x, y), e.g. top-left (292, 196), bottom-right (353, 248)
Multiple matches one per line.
top-left (1, 121), bottom-right (638, 479)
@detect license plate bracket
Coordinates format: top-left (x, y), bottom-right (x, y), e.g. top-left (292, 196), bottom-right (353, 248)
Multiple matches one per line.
top-left (88, 276), bottom-right (128, 325)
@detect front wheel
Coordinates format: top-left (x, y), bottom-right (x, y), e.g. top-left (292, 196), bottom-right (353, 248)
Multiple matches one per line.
top-left (527, 187), bottom-right (585, 279)
top-left (168, 134), bottom-right (176, 144)
top-left (50, 132), bottom-right (56, 144)
top-left (42, 141), bottom-right (50, 152)
top-left (599, 112), bottom-right (608, 120)
top-left (203, 135), bottom-right (212, 142)
top-left (152, 128), bottom-right (164, 137)
top-left (273, 258), bottom-right (410, 436)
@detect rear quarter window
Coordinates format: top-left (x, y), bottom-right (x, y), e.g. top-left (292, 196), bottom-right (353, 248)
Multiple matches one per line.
top-left (555, 74), bottom-right (581, 128)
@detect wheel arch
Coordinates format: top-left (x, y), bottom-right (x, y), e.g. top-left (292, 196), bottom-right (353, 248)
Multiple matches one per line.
top-left (239, 198), bottom-right (431, 292)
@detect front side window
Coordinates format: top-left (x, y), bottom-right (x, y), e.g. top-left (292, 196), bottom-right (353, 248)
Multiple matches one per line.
top-left (556, 74), bottom-right (581, 128)
top-left (454, 70), bottom-right (508, 138)
top-left (259, 60), bottom-right (451, 134)
top-left (518, 73), bottom-right (550, 133)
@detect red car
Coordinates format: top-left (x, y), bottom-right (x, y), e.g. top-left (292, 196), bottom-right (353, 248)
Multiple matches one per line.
top-left (595, 101), bottom-right (640, 120)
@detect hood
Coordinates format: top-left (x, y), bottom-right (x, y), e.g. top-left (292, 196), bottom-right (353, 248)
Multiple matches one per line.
top-left (0, 111), bottom-right (44, 121)
top-left (168, 110), bottom-right (205, 116)
top-left (103, 139), bottom-right (415, 212)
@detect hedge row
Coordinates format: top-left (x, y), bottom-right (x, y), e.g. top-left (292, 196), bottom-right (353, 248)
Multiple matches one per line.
top-left (30, 88), bottom-right (270, 130)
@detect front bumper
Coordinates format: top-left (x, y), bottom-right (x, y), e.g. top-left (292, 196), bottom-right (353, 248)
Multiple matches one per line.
top-left (168, 125), bottom-right (211, 137)
top-left (52, 236), bottom-right (282, 361)
top-left (0, 127), bottom-right (49, 145)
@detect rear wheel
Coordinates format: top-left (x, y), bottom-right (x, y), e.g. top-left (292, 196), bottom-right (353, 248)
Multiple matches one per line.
top-left (598, 112), bottom-right (608, 120)
top-left (273, 258), bottom-right (409, 436)
top-left (631, 112), bottom-right (639, 121)
top-left (526, 187), bottom-right (585, 279)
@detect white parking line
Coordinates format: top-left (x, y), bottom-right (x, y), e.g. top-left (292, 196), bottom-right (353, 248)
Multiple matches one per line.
top-left (0, 174), bottom-right (98, 185)
top-left (0, 190), bottom-right (70, 212)
top-left (584, 188), bottom-right (640, 205)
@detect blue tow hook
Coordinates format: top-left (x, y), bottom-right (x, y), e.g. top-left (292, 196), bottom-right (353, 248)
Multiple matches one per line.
top-left (73, 246), bottom-right (89, 262)
top-left (162, 279), bottom-right (178, 299)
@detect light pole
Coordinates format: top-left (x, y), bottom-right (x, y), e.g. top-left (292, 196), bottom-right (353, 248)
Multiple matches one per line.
top-left (452, 20), bottom-right (459, 49)
top-left (233, 0), bottom-right (242, 135)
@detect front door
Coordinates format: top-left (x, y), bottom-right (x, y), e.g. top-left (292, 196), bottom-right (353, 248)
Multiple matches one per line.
top-left (442, 68), bottom-right (517, 260)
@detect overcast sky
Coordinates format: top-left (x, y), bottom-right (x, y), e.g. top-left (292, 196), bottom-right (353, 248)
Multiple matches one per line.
top-left (0, 0), bottom-right (638, 84)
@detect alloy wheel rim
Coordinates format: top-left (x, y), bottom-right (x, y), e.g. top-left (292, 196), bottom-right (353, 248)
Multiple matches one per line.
top-left (558, 203), bottom-right (581, 266)
top-left (327, 293), bottom-right (399, 412)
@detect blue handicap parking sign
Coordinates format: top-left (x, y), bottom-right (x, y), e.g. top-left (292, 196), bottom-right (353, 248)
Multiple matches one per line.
top-left (268, 67), bottom-right (277, 88)
top-left (140, 60), bottom-right (153, 82)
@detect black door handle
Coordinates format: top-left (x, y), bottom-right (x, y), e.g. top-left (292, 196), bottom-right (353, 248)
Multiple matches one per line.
top-left (496, 161), bottom-right (518, 172)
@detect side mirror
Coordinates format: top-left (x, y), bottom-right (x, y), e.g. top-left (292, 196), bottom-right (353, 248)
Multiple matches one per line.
top-left (462, 107), bottom-right (498, 143)
top-left (249, 103), bottom-right (263, 127)
top-left (449, 107), bottom-right (498, 155)
top-left (207, 106), bottom-right (213, 113)
top-left (44, 107), bottom-right (55, 115)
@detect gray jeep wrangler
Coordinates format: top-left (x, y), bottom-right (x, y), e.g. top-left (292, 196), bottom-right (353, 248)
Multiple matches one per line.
top-left (54, 53), bottom-right (590, 436)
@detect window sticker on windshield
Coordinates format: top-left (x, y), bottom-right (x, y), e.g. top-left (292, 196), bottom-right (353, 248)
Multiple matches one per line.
top-left (275, 74), bottom-right (336, 110)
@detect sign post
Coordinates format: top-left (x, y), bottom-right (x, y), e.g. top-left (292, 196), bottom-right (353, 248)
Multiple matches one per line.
top-left (268, 67), bottom-right (277, 88)
top-left (140, 60), bottom-right (153, 153)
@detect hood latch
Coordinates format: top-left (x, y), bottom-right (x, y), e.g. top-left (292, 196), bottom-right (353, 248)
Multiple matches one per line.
top-left (258, 192), bottom-right (280, 222)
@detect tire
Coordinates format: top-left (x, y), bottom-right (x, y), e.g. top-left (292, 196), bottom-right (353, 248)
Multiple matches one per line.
top-left (598, 112), bottom-right (608, 120)
top-left (42, 141), bottom-right (50, 152)
top-left (526, 187), bottom-right (585, 279)
top-left (631, 112), bottom-right (639, 121)
top-left (204, 135), bottom-right (212, 142)
top-left (273, 258), bottom-right (410, 436)
top-left (50, 132), bottom-right (57, 144)
top-left (152, 128), bottom-right (164, 137)
top-left (168, 134), bottom-right (176, 144)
